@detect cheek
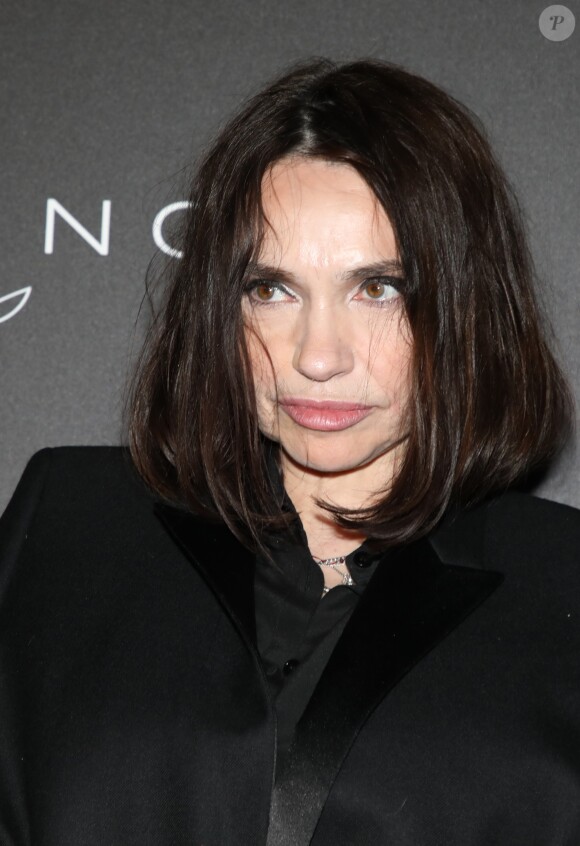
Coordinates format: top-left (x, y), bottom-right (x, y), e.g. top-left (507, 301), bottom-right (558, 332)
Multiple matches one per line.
top-left (244, 334), bottom-right (283, 439)
top-left (364, 318), bottom-right (413, 398)
top-left (244, 326), bottom-right (279, 403)
top-left (244, 315), bottom-right (293, 385)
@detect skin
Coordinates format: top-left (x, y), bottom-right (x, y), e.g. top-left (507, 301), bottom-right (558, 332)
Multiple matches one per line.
top-left (242, 157), bottom-right (412, 568)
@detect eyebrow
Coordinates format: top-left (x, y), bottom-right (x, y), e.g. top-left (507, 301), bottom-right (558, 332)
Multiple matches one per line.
top-left (243, 259), bottom-right (405, 284)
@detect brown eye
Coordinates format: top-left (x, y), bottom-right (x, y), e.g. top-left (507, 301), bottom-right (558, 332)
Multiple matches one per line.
top-left (252, 283), bottom-right (276, 301)
top-left (357, 278), bottom-right (401, 303)
top-left (365, 280), bottom-right (385, 299)
top-left (244, 280), bottom-right (296, 305)
top-left (245, 281), bottom-right (292, 304)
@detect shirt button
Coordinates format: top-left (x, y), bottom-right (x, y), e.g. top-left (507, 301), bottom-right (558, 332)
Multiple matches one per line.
top-left (283, 659), bottom-right (299, 675)
top-left (353, 551), bottom-right (373, 568)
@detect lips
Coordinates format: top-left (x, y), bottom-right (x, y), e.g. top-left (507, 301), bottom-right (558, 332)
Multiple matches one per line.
top-left (279, 398), bottom-right (373, 432)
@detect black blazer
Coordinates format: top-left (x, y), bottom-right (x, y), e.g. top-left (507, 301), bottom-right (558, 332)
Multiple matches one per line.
top-left (1, 447), bottom-right (580, 846)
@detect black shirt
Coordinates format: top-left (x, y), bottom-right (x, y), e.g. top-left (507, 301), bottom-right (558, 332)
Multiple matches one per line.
top-left (254, 510), bottom-right (383, 760)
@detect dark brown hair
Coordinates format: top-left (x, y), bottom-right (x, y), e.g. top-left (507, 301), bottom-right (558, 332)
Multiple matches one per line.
top-left (127, 57), bottom-right (573, 550)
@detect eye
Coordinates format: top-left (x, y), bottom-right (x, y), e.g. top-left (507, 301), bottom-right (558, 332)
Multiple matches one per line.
top-left (252, 283), bottom-right (277, 302)
top-left (356, 277), bottom-right (402, 304)
top-left (244, 280), bottom-right (294, 305)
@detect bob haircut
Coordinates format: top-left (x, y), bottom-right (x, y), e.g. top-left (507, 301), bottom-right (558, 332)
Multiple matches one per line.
top-left (128, 57), bottom-right (573, 551)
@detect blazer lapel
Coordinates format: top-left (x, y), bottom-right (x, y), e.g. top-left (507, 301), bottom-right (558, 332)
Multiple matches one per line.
top-left (154, 502), bottom-right (257, 648)
top-left (268, 527), bottom-right (504, 846)
top-left (155, 497), bottom-right (504, 846)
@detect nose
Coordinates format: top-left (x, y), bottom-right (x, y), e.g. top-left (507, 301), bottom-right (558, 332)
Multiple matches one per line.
top-left (292, 303), bottom-right (354, 382)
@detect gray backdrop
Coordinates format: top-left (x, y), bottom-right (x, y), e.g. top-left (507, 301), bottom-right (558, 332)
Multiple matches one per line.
top-left (1, 0), bottom-right (579, 513)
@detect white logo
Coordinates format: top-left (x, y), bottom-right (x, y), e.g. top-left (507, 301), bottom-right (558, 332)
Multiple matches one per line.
top-left (3, 199), bottom-right (193, 324)
top-left (44, 198), bottom-right (111, 256)
top-left (152, 201), bottom-right (191, 259)
top-left (0, 287), bottom-right (32, 323)
top-left (43, 198), bottom-right (191, 258)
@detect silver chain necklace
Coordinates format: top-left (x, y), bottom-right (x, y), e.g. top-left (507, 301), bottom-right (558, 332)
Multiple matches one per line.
top-left (313, 555), bottom-right (355, 595)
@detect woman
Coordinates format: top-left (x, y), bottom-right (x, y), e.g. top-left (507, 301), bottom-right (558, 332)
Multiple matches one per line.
top-left (1, 58), bottom-right (579, 846)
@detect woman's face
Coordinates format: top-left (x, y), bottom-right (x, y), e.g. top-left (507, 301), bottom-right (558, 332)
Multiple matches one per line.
top-left (243, 157), bottom-right (412, 484)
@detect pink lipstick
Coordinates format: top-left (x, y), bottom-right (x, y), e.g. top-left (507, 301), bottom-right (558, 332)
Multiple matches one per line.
top-left (279, 398), bottom-right (373, 431)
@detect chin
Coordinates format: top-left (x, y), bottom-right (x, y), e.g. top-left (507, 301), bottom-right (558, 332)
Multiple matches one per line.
top-left (280, 439), bottom-right (389, 476)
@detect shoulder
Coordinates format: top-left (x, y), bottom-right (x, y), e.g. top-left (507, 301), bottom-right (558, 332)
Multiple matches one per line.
top-left (19, 444), bottom-right (139, 483)
top-left (488, 488), bottom-right (580, 521)
top-left (0, 447), bottom-right (193, 611)
top-left (0, 447), bottom-right (158, 570)
top-left (484, 490), bottom-right (580, 554)
top-left (473, 491), bottom-right (580, 593)
top-left (9, 446), bottom-right (151, 509)
top-left (431, 489), bottom-right (580, 576)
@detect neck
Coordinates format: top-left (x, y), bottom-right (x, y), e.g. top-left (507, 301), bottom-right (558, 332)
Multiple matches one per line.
top-left (280, 446), bottom-right (401, 559)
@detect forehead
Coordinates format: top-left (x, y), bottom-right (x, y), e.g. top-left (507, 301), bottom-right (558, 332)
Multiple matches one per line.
top-left (258, 157), bottom-right (397, 267)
